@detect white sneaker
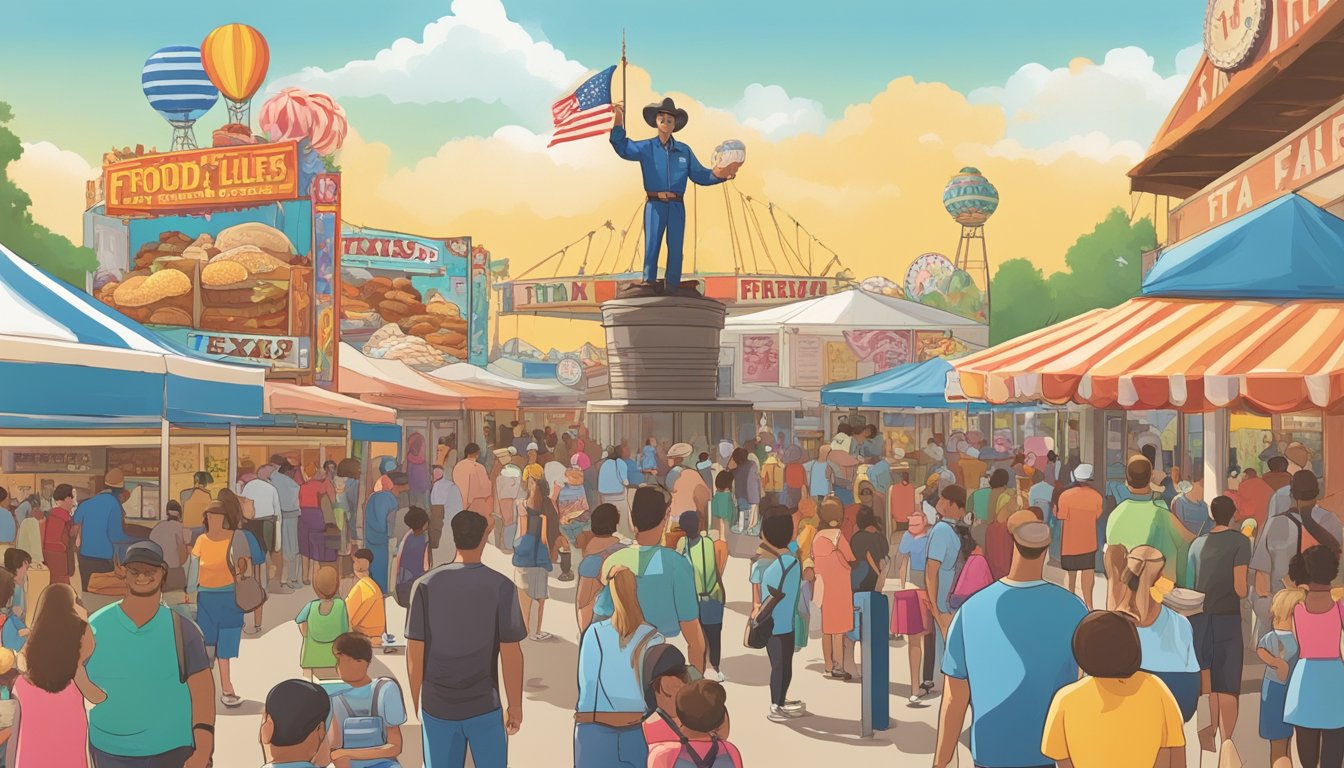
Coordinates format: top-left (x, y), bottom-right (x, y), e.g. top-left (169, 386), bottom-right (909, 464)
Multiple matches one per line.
top-left (715, 670), bottom-right (726, 683)
top-left (908, 694), bottom-right (922, 704)
top-left (781, 699), bottom-right (805, 712)
top-left (767, 705), bottom-right (794, 722)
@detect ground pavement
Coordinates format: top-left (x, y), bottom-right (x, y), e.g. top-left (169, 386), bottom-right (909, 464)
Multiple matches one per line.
top-left (206, 539), bottom-right (1276, 767)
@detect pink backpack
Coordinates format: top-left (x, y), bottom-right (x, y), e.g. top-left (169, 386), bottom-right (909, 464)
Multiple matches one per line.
top-left (949, 553), bottom-right (993, 609)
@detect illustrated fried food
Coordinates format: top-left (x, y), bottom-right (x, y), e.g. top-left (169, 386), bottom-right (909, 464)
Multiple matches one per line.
top-left (425, 299), bottom-right (462, 318)
top-left (408, 322), bottom-right (436, 337)
top-left (201, 260), bottom-right (250, 287)
top-left (148, 307), bottom-right (193, 325)
top-left (214, 222), bottom-right (295, 259)
top-left (384, 289), bottom-right (419, 305)
top-left (113, 269), bottom-right (192, 307)
top-left (214, 245), bottom-right (289, 275)
top-left (112, 276), bottom-right (148, 306)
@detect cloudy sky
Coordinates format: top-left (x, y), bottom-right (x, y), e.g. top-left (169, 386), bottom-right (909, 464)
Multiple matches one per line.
top-left (3, 0), bottom-right (1205, 347)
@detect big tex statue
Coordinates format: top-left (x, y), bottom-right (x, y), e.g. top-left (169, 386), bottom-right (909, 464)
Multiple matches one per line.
top-left (610, 98), bottom-right (745, 298)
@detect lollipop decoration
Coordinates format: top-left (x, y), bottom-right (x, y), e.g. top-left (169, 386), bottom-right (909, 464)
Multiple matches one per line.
top-left (141, 45), bottom-right (218, 150)
top-left (201, 23), bottom-right (270, 128)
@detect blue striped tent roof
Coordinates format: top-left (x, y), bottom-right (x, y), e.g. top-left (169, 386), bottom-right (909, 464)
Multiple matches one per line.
top-left (0, 241), bottom-right (264, 423)
top-left (142, 45), bottom-right (218, 123)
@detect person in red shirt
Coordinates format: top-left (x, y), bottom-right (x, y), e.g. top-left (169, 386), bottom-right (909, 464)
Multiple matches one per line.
top-left (888, 471), bottom-right (916, 550)
top-left (1234, 468), bottom-right (1274, 528)
top-left (1055, 464), bottom-right (1104, 610)
top-left (783, 446), bottom-right (807, 510)
top-left (43, 483), bottom-right (76, 585)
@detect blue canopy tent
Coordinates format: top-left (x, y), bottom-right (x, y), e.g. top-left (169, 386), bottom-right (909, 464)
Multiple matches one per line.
top-left (821, 358), bottom-right (999, 411)
top-left (0, 241), bottom-right (265, 503)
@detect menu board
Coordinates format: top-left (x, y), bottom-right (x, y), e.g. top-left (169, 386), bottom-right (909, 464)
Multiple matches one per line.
top-left (106, 448), bottom-right (162, 478)
top-left (12, 449), bottom-right (100, 473)
top-left (825, 341), bottom-right (859, 384)
top-left (791, 335), bottom-right (825, 388)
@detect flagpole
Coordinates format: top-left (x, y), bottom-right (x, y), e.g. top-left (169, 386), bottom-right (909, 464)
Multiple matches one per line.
top-left (621, 29), bottom-right (627, 129)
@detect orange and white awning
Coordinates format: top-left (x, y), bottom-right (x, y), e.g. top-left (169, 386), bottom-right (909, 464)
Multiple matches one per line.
top-left (950, 297), bottom-right (1344, 413)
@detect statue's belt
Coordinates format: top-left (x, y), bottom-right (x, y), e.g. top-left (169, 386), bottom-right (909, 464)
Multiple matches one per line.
top-left (646, 192), bottom-right (684, 202)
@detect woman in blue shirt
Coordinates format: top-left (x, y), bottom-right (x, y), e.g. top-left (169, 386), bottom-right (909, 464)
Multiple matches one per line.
top-left (574, 565), bottom-right (663, 768)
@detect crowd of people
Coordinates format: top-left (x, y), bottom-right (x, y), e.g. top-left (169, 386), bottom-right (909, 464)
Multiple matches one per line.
top-left (0, 417), bottom-right (1339, 767)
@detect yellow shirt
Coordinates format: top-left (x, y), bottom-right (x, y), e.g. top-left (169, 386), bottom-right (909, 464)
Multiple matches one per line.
top-left (1042, 672), bottom-right (1185, 767)
top-left (182, 488), bottom-right (212, 529)
top-left (346, 575), bottom-right (386, 641)
top-left (190, 534), bottom-right (234, 589)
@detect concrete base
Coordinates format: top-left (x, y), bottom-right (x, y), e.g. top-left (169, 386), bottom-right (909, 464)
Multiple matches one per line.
top-left (585, 399), bottom-right (755, 453)
top-left (601, 295), bottom-right (726, 402)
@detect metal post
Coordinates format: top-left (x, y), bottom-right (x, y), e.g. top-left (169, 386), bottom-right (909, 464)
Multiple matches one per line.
top-left (858, 590), bottom-right (891, 736)
top-left (159, 418), bottom-right (171, 520)
top-left (228, 424), bottom-right (239, 493)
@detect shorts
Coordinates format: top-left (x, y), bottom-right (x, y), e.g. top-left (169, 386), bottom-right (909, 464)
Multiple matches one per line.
top-left (1190, 613), bottom-right (1244, 694)
top-left (514, 567), bottom-right (549, 601)
top-left (1060, 552), bottom-right (1096, 572)
top-left (195, 587), bottom-right (243, 660)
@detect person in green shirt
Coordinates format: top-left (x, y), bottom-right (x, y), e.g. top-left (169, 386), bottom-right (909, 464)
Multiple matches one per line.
top-left (1104, 456), bottom-right (1194, 601)
top-left (710, 471), bottom-right (736, 542)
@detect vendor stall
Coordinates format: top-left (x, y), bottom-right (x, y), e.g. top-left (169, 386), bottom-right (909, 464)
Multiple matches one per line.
top-left (0, 240), bottom-right (265, 518)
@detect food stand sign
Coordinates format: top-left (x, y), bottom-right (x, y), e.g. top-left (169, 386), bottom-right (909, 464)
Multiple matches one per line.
top-left (791, 334), bottom-right (825, 388)
top-left (104, 142), bottom-right (300, 217)
top-left (186, 331), bottom-right (310, 369)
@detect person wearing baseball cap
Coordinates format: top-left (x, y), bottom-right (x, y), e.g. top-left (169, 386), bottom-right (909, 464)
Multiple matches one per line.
top-left (87, 538), bottom-right (216, 766)
top-left (936, 497), bottom-right (1088, 768)
top-left (73, 468), bottom-right (133, 592)
top-left (667, 443), bottom-right (710, 536)
top-left (1055, 463), bottom-right (1105, 610)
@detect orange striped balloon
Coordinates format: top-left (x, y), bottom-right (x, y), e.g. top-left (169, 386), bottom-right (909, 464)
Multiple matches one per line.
top-left (200, 24), bottom-right (270, 103)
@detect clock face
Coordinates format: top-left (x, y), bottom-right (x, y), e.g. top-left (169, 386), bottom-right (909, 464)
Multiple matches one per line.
top-left (1204, 0), bottom-right (1268, 71)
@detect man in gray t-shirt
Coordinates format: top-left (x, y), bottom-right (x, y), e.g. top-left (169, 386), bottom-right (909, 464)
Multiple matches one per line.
top-left (407, 510), bottom-right (526, 768)
top-left (1249, 471), bottom-right (1343, 639)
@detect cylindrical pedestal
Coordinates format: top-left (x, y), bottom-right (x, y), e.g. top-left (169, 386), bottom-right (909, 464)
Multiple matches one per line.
top-left (601, 296), bottom-right (725, 402)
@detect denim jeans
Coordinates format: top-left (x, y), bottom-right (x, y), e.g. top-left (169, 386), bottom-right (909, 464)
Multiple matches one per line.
top-left (574, 722), bottom-right (647, 768)
top-left (423, 708), bottom-right (507, 768)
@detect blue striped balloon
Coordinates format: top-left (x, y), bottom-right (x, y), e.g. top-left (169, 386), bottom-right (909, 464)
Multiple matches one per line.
top-left (141, 45), bottom-right (219, 124)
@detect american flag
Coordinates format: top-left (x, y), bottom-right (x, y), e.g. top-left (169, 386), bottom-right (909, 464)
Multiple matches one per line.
top-left (549, 65), bottom-right (617, 148)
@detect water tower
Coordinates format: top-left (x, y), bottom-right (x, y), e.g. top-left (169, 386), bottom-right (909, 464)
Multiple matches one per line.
top-left (942, 167), bottom-right (998, 307)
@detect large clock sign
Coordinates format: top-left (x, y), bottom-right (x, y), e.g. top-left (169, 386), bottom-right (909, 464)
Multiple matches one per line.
top-left (1204, 0), bottom-right (1268, 71)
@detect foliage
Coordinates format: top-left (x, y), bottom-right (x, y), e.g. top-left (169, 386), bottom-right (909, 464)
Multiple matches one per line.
top-left (0, 101), bottom-right (96, 287)
top-left (989, 207), bottom-right (1154, 344)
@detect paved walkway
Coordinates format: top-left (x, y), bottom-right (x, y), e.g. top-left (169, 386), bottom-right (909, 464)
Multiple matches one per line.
top-left (206, 539), bottom-right (1275, 766)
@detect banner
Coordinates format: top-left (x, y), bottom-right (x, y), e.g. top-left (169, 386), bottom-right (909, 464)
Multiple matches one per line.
top-left (826, 341), bottom-right (859, 384)
top-left (104, 142), bottom-right (300, 216)
top-left (741, 334), bottom-right (779, 384)
top-left (915, 331), bottom-right (969, 362)
top-left (468, 243), bottom-right (490, 366)
top-left (312, 173), bottom-right (340, 387)
top-left (843, 330), bottom-right (912, 373)
top-left (791, 334), bottom-right (825, 388)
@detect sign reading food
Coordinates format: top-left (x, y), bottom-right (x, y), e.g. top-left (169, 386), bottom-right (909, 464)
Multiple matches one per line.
top-left (103, 142), bottom-right (300, 216)
top-left (186, 331), bottom-right (309, 369)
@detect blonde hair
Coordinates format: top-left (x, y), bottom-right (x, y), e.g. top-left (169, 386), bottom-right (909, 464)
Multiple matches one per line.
top-left (607, 566), bottom-right (646, 647)
top-left (1270, 587), bottom-right (1307, 626)
top-left (313, 565), bottom-right (340, 599)
top-left (1118, 545), bottom-right (1165, 622)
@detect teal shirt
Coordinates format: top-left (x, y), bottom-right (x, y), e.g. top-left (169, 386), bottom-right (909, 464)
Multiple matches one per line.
top-left (88, 603), bottom-right (207, 757)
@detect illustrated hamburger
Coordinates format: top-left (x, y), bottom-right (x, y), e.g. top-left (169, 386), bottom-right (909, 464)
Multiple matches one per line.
top-left (198, 247), bottom-right (291, 332)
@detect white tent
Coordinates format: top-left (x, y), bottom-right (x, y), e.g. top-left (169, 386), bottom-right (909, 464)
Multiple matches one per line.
top-left (427, 362), bottom-right (583, 407)
top-left (724, 287), bottom-right (987, 344)
top-left (735, 384), bottom-right (819, 412)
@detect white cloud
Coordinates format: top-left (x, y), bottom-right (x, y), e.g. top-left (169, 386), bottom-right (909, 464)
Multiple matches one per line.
top-left (969, 44), bottom-right (1200, 164)
top-left (730, 84), bottom-right (828, 140)
top-left (10, 141), bottom-right (95, 241)
top-left (267, 0), bottom-right (586, 124)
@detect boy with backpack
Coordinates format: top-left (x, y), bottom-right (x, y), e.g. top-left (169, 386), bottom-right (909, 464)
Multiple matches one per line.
top-left (924, 484), bottom-right (974, 687)
top-left (328, 632), bottom-right (407, 768)
top-left (647, 680), bottom-right (744, 768)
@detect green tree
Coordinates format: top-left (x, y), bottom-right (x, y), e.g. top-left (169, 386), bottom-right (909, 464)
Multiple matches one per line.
top-left (0, 101), bottom-right (96, 287)
top-left (989, 207), bottom-right (1153, 344)
top-left (989, 258), bottom-right (1052, 344)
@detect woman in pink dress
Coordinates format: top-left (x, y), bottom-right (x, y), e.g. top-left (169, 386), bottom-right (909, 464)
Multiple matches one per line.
top-left (7, 583), bottom-right (106, 768)
top-left (812, 497), bottom-right (855, 680)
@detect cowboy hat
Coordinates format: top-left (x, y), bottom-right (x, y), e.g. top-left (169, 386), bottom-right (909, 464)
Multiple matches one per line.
top-left (643, 97), bottom-right (689, 132)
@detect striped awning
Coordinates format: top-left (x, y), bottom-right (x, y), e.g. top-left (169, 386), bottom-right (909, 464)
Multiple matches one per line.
top-left (950, 297), bottom-right (1344, 413)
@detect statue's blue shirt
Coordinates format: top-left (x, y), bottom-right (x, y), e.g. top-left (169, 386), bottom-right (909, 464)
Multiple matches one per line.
top-left (610, 126), bottom-right (726, 195)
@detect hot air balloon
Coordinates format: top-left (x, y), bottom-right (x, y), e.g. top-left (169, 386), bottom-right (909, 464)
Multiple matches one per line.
top-left (201, 23), bottom-right (270, 127)
top-left (141, 45), bottom-right (219, 151)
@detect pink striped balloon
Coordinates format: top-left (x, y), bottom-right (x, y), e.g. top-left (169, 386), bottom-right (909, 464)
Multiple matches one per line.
top-left (259, 87), bottom-right (348, 155)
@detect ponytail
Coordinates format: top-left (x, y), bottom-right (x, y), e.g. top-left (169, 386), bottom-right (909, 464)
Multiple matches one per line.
top-left (608, 566), bottom-right (646, 646)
